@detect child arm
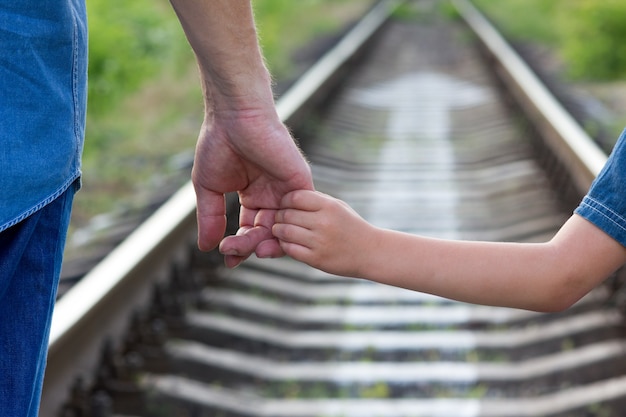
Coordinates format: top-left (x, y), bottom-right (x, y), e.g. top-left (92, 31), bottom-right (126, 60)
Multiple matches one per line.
top-left (274, 190), bottom-right (626, 312)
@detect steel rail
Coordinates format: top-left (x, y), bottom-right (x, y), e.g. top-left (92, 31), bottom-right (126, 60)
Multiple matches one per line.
top-left (452, 0), bottom-right (608, 194)
top-left (40, 1), bottom-right (400, 416)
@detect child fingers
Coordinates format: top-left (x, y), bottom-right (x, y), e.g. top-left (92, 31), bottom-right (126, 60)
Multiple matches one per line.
top-left (280, 189), bottom-right (329, 210)
top-left (272, 222), bottom-right (312, 247)
top-left (273, 223), bottom-right (317, 264)
top-left (277, 239), bottom-right (313, 264)
top-left (275, 207), bottom-right (316, 229)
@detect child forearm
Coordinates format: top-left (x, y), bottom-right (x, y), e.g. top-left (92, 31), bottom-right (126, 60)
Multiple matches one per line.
top-left (274, 191), bottom-right (626, 311)
top-left (361, 215), bottom-right (625, 312)
top-left (362, 229), bottom-right (562, 311)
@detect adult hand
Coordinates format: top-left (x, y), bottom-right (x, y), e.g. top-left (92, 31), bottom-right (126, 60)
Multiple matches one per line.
top-left (169, 0), bottom-right (313, 267)
top-left (192, 106), bottom-right (313, 268)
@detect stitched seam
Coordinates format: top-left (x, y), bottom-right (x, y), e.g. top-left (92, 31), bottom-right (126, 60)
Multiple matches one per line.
top-left (0, 174), bottom-right (80, 233)
top-left (579, 198), bottom-right (626, 233)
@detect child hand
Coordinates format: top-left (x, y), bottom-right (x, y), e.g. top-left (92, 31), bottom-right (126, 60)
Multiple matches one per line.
top-left (273, 190), bottom-right (376, 277)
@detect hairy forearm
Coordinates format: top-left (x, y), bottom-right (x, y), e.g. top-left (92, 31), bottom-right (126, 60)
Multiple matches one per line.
top-left (169, 0), bottom-right (274, 111)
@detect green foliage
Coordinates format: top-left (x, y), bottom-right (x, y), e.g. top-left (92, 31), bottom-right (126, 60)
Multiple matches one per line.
top-left (558, 0), bottom-right (626, 80)
top-left (359, 382), bottom-right (390, 398)
top-left (87, 0), bottom-right (369, 112)
top-left (391, 0), bottom-right (460, 22)
top-left (86, 0), bottom-right (188, 115)
top-left (472, 0), bottom-right (562, 44)
top-left (86, 0), bottom-right (369, 115)
top-left (252, 0), bottom-right (366, 78)
top-left (472, 0), bottom-right (626, 81)
top-left (466, 384), bottom-right (488, 399)
top-left (391, 2), bottom-right (425, 21)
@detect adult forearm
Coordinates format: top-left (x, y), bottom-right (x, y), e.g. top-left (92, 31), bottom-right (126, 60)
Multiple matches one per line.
top-left (169, 0), bottom-right (274, 111)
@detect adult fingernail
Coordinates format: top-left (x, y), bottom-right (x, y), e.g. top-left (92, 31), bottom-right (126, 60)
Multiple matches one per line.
top-left (227, 258), bottom-right (244, 269)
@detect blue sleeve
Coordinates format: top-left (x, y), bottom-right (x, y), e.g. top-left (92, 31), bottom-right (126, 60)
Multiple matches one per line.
top-left (574, 128), bottom-right (626, 248)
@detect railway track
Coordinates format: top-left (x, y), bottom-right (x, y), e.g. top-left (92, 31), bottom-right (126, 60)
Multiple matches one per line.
top-left (44, 1), bottom-right (626, 416)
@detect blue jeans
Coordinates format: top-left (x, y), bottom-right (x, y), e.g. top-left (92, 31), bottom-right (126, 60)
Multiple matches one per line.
top-left (0, 182), bottom-right (76, 417)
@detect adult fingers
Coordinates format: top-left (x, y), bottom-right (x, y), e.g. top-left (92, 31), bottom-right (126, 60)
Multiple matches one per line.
top-left (238, 207), bottom-right (286, 258)
top-left (195, 188), bottom-right (227, 252)
top-left (220, 222), bottom-right (282, 268)
top-left (253, 208), bottom-right (276, 230)
top-left (254, 238), bottom-right (285, 259)
top-left (219, 225), bottom-right (273, 257)
top-left (222, 233), bottom-right (285, 266)
top-left (224, 253), bottom-right (248, 269)
top-left (238, 204), bottom-right (257, 229)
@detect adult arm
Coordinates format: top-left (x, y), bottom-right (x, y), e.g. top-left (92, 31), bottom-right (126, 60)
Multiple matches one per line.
top-left (169, 0), bottom-right (313, 267)
top-left (274, 190), bottom-right (626, 312)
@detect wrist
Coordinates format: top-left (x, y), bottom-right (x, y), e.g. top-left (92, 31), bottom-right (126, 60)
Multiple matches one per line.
top-left (352, 224), bottom-right (387, 280)
top-left (198, 57), bottom-right (275, 114)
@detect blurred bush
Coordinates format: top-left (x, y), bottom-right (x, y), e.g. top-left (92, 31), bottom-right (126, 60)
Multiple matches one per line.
top-left (474, 0), bottom-right (626, 81)
top-left (558, 0), bottom-right (626, 80)
top-left (253, 0), bottom-right (359, 79)
top-left (86, 0), bottom-right (362, 115)
top-left (87, 0), bottom-right (188, 115)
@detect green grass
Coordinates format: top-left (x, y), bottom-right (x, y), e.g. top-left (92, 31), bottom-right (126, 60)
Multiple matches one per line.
top-left (473, 0), bottom-right (626, 81)
top-left (471, 0), bottom-right (561, 45)
top-left (86, 0), bottom-right (190, 116)
top-left (254, 0), bottom-right (367, 78)
top-left (471, 0), bottom-right (626, 142)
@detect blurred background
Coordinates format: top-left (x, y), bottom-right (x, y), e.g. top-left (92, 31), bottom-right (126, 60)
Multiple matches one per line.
top-left (68, 0), bottom-right (626, 250)
top-left (69, 0), bottom-right (376, 245)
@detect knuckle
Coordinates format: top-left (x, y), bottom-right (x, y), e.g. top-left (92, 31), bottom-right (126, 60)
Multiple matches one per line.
top-left (283, 225), bottom-right (297, 241)
top-left (290, 190), bottom-right (305, 206)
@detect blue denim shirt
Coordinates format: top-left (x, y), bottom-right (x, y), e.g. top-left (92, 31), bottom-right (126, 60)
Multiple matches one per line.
top-left (575, 128), bottom-right (626, 248)
top-left (0, 0), bottom-right (87, 233)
